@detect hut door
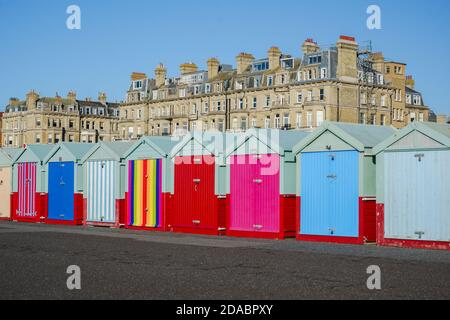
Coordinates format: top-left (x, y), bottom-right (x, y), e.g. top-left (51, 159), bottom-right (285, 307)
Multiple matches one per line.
top-left (230, 155), bottom-right (258, 232)
top-left (0, 167), bottom-right (12, 218)
top-left (384, 150), bottom-right (450, 242)
top-left (193, 156), bottom-right (216, 229)
top-left (17, 163), bottom-right (37, 218)
top-left (327, 151), bottom-right (359, 237)
top-left (128, 159), bottom-right (162, 228)
top-left (48, 162), bottom-right (74, 221)
top-left (86, 160), bottom-right (116, 223)
top-left (254, 154), bottom-right (280, 233)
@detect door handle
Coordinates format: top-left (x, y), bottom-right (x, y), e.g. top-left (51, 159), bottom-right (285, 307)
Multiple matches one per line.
top-left (193, 220), bottom-right (201, 225)
top-left (253, 179), bottom-right (263, 184)
top-left (328, 228), bottom-right (335, 235)
top-left (193, 179), bottom-right (201, 184)
top-left (327, 175), bottom-right (337, 179)
top-left (415, 231), bottom-right (425, 239)
top-left (253, 225), bottom-right (263, 230)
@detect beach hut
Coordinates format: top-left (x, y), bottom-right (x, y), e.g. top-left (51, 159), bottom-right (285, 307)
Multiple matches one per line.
top-left (224, 129), bottom-right (309, 239)
top-left (43, 143), bottom-right (93, 225)
top-left (81, 141), bottom-right (134, 228)
top-left (168, 132), bottom-right (232, 235)
top-left (373, 122), bottom-right (450, 250)
top-left (293, 122), bottom-right (395, 244)
top-left (123, 136), bottom-right (177, 231)
top-left (11, 144), bottom-right (54, 223)
top-left (0, 148), bottom-right (21, 220)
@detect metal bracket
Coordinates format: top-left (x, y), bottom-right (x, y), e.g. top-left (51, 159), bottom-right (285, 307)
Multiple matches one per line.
top-left (415, 231), bottom-right (425, 239)
top-left (414, 154), bottom-right (425, 162)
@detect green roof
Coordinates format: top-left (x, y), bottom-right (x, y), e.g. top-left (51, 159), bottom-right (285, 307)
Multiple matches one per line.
top-left (373, 122), bottom-right (450, 154)
top-left (0, 147), bottom-right (22, 160)
top-left (142, 136), bottom-right (178, 154)
top-left (226, 129), bottom-right (310, 157)
top-left (13, 144), bottom-right (54, 163)
top-left (43, 142), bottom-right (94, 163)
top-left (293, 122), bottom-right (397, 154)
top-left (101, 142), bottom-right (135, 157)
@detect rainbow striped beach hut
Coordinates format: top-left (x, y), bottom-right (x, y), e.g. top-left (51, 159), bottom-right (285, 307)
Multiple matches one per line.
top-left (123, 136), bottom-right (178, 231)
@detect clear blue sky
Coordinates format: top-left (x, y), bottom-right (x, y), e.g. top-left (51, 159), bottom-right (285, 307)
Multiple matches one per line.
top-left (0, 0), bottom-right (449, 114)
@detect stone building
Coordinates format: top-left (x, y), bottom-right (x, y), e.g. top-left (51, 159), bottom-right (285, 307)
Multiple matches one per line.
top-left (119, 35), bottom-right (430, 138)
top-left (2, 91), bottom-right (120, 147)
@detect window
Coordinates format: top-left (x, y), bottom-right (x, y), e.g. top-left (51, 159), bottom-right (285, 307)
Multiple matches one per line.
top-left (179, 88), bottom-right (186, 98)
top-left (360, 112), bottom-right (367, 124)
top-left (395, 89), bottom-right (402, 102)
top-left (36, 118), bottom-right (41, 127)
top-left (191, 104), bottom-right (197, 115)
top-left (406, 94), bottom-right (412, 104)
top-left (296, 113), bottom-right (302, 128)
top-left (232, 118), bottom-right (238, 130)
top-left (267, 76), bottom-right (273, 86)
top-left (410, 112), bottom-right (416, 123)
top-left (371, 94), bottom-right (376, 106)
top-left (217, 101), bottom-right (221, 111)
top-left (68, 135), bottom-right (74, 142)
top-left (394, 66), bottom-right (403, 74)
top-left (371, 114), bottom-right (376, 125)
top-left (100, 122), bottom-right (104, 130)
top-left (419, 112), bottom-right (424, 122)
top-left (319, 89), bottom-right (325, 101)
top-left (205, 84), bottom-right (211, 93)
top-left (35, 134), bottom-right (41, 144)
top-left (240, 118), bottom-right (247, 131)
top-left (316, 110), bottom-right (324, 127)
top-left (55, 134), bottom-right (60, 144)
top-left (306, 112), bottom-right (313, 128)
top-left (251, 118), bottom-right (257, 128)
top-left (377, 74), bottom-right (384, 85)
top-left (194, 86), bottom-right (200, 95)
top-left (320, 68), bottom-right (327, 79)
top-left (265, 96), bottom-right (271, 107)
top-left (283, 113), bottom-right (290, 128)
top-left (308, 55), bottom-right (322, 64)
top-left (69, 120), bottom-right (74, 128)
top-left (274, 115), bottom-right (280, 129)
top-left (385, 66), bottom-right (390, 74)
top-left (239, 98), bottom-right (244, 109)
top-left (381, 114), bottom-right (386, 126)
top-left (252, 97), bottom-right (257, 108)
top-left (413, 95), bottom-right (421, 105)
top-left (297, 93), bottom-right (303, 104)
top-left (307, 90), bottom-right (313, 102)
top-left (367, 73), bottom-right (374, 84)
top-left (361, 92), bottom-right (367, 104)
top-left (86, 121), bottom-right (90, 130)
top-left (191, 122), bottom-right (197, 131)
top-left (381, 95), bottom-right (387, 107)
top-left (265, 117), bottom-right (271, 129)
top-left (217, 120), bottom-right (224, 132)
top-left (48, 134), bottom-right (53, 144)
top-left (133, 80), bottom-right (143, 90)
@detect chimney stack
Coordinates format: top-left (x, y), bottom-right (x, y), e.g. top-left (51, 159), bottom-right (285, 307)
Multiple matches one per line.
top-left (154, 64), bottom-right (166, 87)
top-left (180, 62), bottom-right (198, 75)
top-left (98, 92), bottom-right (107, 104)
top-left (268, 47), bottom-right (282, 70)
top-left (207, 58), bottom-right (220, 80)
top-left (336, 35), bottom-right (359, 82)
top-left (236, 52), bottom-right (254, 74)
top-left (26, 90), bottom-right (39, 110)
top-left (406, 75), bottom-right (415, 90)
top-left (67, 91), bottom-right (77, 102)
top-left (302, 38), bottom-right (320, 54)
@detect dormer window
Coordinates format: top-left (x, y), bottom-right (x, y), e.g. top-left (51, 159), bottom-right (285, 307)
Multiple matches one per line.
top-left (413, 95), bottom-right (421, 105)
top-left (308, 55), bottom-right (322, 64)
top-left (281, 58), bottom-right (294, 69)
top-left (133, 80), bottom-right (143, 90)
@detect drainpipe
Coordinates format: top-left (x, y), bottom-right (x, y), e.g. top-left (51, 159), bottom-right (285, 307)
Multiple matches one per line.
top-left (337, 86), bottom-right (340, 122)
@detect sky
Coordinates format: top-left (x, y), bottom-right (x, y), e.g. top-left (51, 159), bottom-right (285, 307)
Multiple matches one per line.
top-left (0, 0), bottom-right (449, 114)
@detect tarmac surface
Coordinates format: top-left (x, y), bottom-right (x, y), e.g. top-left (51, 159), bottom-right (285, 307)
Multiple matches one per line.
top-left (0, 221), bottom-right (449, 300)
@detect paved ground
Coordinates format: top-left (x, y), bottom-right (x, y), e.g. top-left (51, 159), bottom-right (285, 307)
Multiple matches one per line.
top-left (0, 221), bottom-right (449, 300)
